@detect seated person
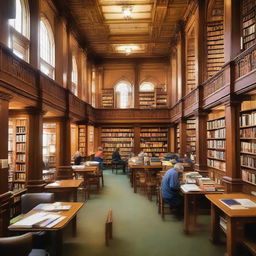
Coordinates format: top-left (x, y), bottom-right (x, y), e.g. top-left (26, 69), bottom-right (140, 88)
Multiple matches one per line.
top-left (112, 148), bottom-right (126, 173)
top-left (161, 163), bottom-right (184, 215)
top-left (73, 151), bottom-right (83, 165)
top-left (94, 147), bottom-right (104, 171)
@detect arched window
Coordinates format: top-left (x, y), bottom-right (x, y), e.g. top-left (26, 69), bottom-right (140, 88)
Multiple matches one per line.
top-left (8, 0), bottom-right (30, 61)
top-left (139, 82), bottom-right (155, 92)
top-left (40, 18), bottom-right (55, 78)
top-left (115, 82), bottom-right (133, 108)
top-left (71, 56), bottom-right (78, 96)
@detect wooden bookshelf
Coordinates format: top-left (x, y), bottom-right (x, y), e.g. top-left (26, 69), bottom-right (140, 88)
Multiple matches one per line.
top-left (10, 189), bottom-right (27, 218)
top-left (156, 91), bottom-right (167, 108)
top-left (140, 127), bottom-right (168, 157)
top-left (206, 0), bottom-right (224, 78)
top-left (176, 123), bottom-right (180, 154)
top-left (186, 31), bottom-right (196, 93)
top-left (207, 113), bottom-right (226, 182)
top-left (242, 0), bottom-right (256, 50)
top-left (8, 117), bottom-right (28, 191)
top-left (78, 125), bottom-right (86, 155)
top-left (186, 118), bottom-right (196, 160)
top-left (240, 108), bottom-right (256, 186)
top-left (139, 91), bottom-right (155, 109)
top-left (101, 127), bottom-right (134, 164)
top-left (43, 123), bottom-right (57, 169)
top-left (102, 89), bottom-right (114, 108)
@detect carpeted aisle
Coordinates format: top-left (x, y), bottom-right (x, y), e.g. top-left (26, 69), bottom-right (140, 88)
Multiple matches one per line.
top-left (63, 170), bottom-right (225, 256)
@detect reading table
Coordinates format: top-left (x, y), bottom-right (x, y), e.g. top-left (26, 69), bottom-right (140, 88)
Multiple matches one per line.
top-left (9, 202), bottom-right (84, 256)
top-left (206, 193), bottom-right (256, 256)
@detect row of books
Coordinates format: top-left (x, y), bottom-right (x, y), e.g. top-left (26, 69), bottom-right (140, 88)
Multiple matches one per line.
top-left (101, 129), bottom-right (133, 132)
top-left (16, 164), bottom-right (26, 171)
top-left (101, 138), bottom-right (133, 142)
top-left (207, 128), bottom-right (226, 138)
top-left (241, 141), bottom-right (256, 154)
top-left (207, 159), bottom-right (226, 171)
top-left (16, 135), bottom-right (26, 142)
top-left (140, 142), bottom-right (167, 148)
top-left (16, 127), bottom-right (26, 133)
top-left (207, 139), bottom-right (225, 149)
top-left (242, 169), bottom-right (256, 184)
top-left (240, 112), bottom-right (256, 126)
top-left (243, 24), bottom-right (255, 36)
top-left (141, 128), bottom-right (168, 132)
top-left (103, 143), bottom-right (133, 148)
top-left (13, 183), bottom-right (26, 190)
top-left (240, 127), bottom-right (256, 138)
top-left (143, 148), bottom-right (167, 152)
top-left (13, 172), bottom-right (26, 180)
top-left (16, 143), bottom-right (26, 152)
top-left (208, 150), bottom-right (225, 160)
top-left (241, 155), bottom-right (256, 169)
top-left (140, 133), bottom-right (167, 137)
top-left (101, 133), bottom-right (134, 137)
top-left (16, 120), bottom-right (26, 126)
top-left (16, 154), bottom-right (26, 162)
top-left (207, 118), bottom-right (225, 129)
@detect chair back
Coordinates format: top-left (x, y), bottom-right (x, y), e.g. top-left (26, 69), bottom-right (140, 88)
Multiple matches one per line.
top-left (21, 193), bottom-right (54, 214)
top-left (56, 166), bottom-right (73, 180)
top-left (0, 233), bottom-right (32, 256)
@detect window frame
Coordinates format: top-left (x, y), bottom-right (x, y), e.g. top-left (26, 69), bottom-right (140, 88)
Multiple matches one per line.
top-left (115, 81), bottom-right (133, 109)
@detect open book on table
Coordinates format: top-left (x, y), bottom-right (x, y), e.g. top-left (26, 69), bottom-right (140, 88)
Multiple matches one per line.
top-left (34, 202), bottom-right (72, 211)
top-left (220, 198), bottom-right (256, 209)
top-left (181, 184), bottom-right (201, 192)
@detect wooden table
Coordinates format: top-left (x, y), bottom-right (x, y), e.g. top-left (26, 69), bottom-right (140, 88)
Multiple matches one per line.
top-left (181, 187), bottom-right (223, 234)
top-left (206, 193), bottom-right (256, 256)
top-left (72, 166), bottom-right (101, 199)
top-left (9, 202), bottom-right (84, 256)
top-left (45, 180), bottom-right (83, 202)
top-left (128, 164), bottom-right (162, 193)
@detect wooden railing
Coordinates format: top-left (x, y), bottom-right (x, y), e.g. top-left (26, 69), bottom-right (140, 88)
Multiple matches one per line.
top-left (69, 93), bottom-right (86, 117)
top-left (234, 45), bottom-right (256, 79)
top-left (183, 89), bottom-right (197, 110)
top-left (170, 101), bottom-right (182, 122)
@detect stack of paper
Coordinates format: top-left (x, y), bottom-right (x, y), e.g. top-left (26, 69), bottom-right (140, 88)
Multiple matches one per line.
top-left (181, 184), bottom-right (201, 192)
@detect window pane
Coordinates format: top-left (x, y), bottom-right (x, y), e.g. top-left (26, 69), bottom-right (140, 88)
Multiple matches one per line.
top-left (116, 82), bottom-right (132, 108)
top-left (140, 83), bottom-right (154, 92)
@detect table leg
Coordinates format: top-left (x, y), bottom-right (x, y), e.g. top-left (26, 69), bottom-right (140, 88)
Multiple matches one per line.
top-left (184, 194), bottom-right (190, 234)
top-left (226, 217), bottom-right (237, 256)
top-left (72, 215), bottom-right (77, 237)
top-left (73, 189), bottom-right (77, 202)
top-left (191, 194), bottom-right (197, 227)
top-left (210, 203), bottom-right (221, 244)
top-left (55, 230), bottom-right (63, 256)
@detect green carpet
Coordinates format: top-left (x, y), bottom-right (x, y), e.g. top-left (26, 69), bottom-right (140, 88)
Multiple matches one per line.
top-left (63, 170), bottom-right (225, 256)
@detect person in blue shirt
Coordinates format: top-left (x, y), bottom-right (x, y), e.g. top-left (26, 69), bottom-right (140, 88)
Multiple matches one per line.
top-left (161, 163), bottom-right (184, 212)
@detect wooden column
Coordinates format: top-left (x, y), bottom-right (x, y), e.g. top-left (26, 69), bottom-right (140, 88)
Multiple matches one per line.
top-left (179, 119), bottom-right (187, 157)
top-left (58, 117), bottom-right (71, 166)
top-left (194, 110), bottom-right (208, 174)
top-left (134, 63), bottom-right (140, 108)
top-left (134, 126), bottom-right (141, 155)
top-left (224, 0), bottom-right (241, 62)
top-left (0, 92), bottom-right (12, 237)
top-left (29, 0), bottom-right (40, 69)
top-left (223, 101), bottom-right (242, 192)
top-left (169, 126), bottom-right (175, 152)
top-left (26, 107), bottom-right (45, 192)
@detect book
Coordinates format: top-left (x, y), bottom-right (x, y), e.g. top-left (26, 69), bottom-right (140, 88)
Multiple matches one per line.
top-left (220, 198), bottom-right (256, 209)
top-left (34, 203), bottom-right (72, 212)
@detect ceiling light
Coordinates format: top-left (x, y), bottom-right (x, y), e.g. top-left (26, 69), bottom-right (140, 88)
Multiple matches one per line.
top-left (122, 6), bottom-right (132, 19)
top-left (125, 47), bottom-right (132, 55)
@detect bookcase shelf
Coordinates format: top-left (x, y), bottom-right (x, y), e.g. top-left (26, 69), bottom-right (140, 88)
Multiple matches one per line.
top-left (78, 125), bottom-right (86, 155)
top-left (207, 115), bottom-right (226, 177)
top-left (8, 118), bottom-right (28, 191)
top-left (43, 123), bottom-right (57, 169)
top-left (101, 127), bottom-right (134, 164)
top-left (176, 124), bottom-right (180, 154)
top-left (140, 127), bottom-right (168, 157)
top-left (186, 33), bottom-right (196, 93)
top-left (240, 108), bottom-right (256, 186)
top-left (102, 89), bottom-right (114, 108)
top-left (139, 91), bottom-right (155, 109)
top-left (186, 118), bottom-right (196, 160)
top-left (242, 0), bottom-right (256, 50)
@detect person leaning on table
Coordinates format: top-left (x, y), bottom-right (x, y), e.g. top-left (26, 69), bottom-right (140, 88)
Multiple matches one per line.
top-left (161, 163), bottom-right (184, 216)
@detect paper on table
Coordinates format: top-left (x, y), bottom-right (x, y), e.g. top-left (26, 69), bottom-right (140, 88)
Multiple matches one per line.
top-left (220, 198), bottom-right (256, 209)
top-left (181, 184), bottom-right (201, 192)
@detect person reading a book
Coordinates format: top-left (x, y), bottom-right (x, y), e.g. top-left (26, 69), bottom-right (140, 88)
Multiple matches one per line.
top-left (73, 151), bottom-right (83, 165)
top-left (94, 147), bottom-right (104, 171)
top-left (161, 163), bottom-right (184, 216)
top-left (112, 148), bottom-right (127, 173)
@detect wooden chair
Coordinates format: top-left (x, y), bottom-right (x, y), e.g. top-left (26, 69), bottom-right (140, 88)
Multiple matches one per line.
top-left (111, 161), bottom-right (126, 174)
top-left (56, 166), bottom-right (73, 180)
top-left (145, 168), bottom-right (158, 201)
top-left (158, 189), bottom-right (172, 219)
top-left (105, 209), bottom-right (113, 246)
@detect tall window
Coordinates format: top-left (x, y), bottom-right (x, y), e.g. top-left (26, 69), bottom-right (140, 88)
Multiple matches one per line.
top-left (8, 0), bottom-right (30, 61)
top-left (115, 82), bottom-right (133, 108)
top-left (140, 82), bottom-right (155, 92)
top-left (40, 18), bottom-right (55, 78)
top-left (71, 56), bottom-right (78, 96)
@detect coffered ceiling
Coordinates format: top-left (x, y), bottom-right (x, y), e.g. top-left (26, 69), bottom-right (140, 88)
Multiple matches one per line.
top-left (64, 0), bottom-right (189, 58)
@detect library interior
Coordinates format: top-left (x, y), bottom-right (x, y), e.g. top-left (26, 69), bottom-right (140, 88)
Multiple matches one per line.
top-left (0, 0), bottom-right (256, 256)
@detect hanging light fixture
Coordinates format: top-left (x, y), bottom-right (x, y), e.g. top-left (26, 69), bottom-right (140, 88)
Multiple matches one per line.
top-left (125, 47), bottom-right (132, 55)
top-left (122, 5), bottom-right (132, 19)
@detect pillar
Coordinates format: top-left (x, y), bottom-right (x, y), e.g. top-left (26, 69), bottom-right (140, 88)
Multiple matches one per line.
top-left (134, 63), bottom-right (140, 108)
top-left (26, 107), bottom-right (45, 192)
top-left (223, 100), bottom-right (242, 192)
